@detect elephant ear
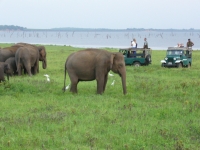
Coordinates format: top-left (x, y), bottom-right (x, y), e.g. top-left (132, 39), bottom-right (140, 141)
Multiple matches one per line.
top-left (110, 53), bottom-right (116, 69)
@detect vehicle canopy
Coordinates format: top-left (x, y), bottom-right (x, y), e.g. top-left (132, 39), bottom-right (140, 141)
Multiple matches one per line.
top-left (119, 48), bottom-right (152, 58)
top-left (166, 47), bottom-right (192, 57)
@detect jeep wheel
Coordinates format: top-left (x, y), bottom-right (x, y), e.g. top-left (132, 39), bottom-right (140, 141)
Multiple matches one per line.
top-left (161, 63), bottom-right (165, 67)
top-left (133, 62), bottom-right (141, 67)
top-left (187, 63), bottom-right (191, 68)
top-left (145, 54), bottom-right (151, 64)
top-left (177, 63), bottom-right (182, 68)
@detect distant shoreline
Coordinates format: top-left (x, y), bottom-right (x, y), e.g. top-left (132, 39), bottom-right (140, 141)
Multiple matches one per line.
top-left (0, 25), bottom-right (200, 32)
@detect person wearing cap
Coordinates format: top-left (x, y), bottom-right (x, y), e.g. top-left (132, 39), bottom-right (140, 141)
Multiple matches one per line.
top-left (186, 39), bottom-right (194, 48)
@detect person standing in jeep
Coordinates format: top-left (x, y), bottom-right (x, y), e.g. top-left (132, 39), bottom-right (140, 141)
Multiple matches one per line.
top-left (186, 39), bottom-right (194, 48)
top-left (143, 38), bottom-right (148, 49)
top-left (131, 38), bottom-right (137, 48)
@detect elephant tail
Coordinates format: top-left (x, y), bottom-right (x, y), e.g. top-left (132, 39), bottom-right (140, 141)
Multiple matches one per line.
top-left (63, 61), bottom-right (67, 92)
top-left (16, 56), bottom-right (20, 73)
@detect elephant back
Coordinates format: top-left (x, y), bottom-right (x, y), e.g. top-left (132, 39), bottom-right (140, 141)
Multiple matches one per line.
top-left (3, 44), bottom-right (25, 53)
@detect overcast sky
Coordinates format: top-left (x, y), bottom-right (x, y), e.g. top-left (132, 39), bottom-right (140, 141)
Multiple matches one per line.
top-left (0, 0), bottom-right (199, 29)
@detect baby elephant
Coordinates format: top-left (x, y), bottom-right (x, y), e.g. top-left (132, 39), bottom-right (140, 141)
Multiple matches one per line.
top-left (5, 57), bottom-right (17, 76)
top-left (0, 62), bottom-right (10, 82)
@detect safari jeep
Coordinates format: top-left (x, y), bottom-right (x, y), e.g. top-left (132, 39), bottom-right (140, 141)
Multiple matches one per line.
top-left (119, 48), bottom-right (152, 67)
top-left (161, 47), bottom-right (192, 68)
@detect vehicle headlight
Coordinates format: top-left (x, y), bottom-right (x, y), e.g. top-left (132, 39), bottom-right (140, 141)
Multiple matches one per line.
top-left (165, 57), bottom-right (168, 60)
top-left (174, 58), bottom-right (176, 60)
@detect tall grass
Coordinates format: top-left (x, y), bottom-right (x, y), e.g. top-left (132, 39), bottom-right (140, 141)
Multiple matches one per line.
top-left (0, 44), bottom-right (200, 149)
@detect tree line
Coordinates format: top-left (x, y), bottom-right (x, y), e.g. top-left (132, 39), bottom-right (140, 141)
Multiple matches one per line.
top-left (0, 25), bottom-right (27, 31)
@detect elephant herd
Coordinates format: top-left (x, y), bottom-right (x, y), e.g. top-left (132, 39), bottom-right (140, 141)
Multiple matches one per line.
top-left (1, 44), bottom-right (126, 95)
top-left (0, 43), bottom-right (47, 82)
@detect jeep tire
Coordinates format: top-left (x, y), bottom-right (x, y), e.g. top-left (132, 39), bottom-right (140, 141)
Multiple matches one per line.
top-left (187, 62), bottom-right (191, 68)
top-left (177, 63), bottom-right (182, 68)
top-left (133, 62), bottom-right (141, 67)
top-left (145, 54), bottom-right (151, 65)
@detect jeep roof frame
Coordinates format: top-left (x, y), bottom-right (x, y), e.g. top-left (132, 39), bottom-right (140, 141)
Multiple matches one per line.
top-left (167, 47), bottom-right (192, 51)
top-left (119, 47), bottom-right (152, 52)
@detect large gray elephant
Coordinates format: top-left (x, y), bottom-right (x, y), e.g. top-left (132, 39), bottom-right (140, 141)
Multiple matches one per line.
top-left (15, 45), bottom-right (40, 76)
top-left (5, 57), bottom-right (17, 76)
top-left (16, 43), bottom-right (47, 70)
top-left (0, 62), bottom-right (10, 82)
top-left (63, 48), bottom-right (127, 95)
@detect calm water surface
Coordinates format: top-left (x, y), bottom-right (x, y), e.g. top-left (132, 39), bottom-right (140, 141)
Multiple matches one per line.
top-left (0, 30), bottom-right (200, 50)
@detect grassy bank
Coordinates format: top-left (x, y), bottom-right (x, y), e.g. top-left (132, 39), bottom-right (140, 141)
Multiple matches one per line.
top-left (0, 44), bottom-right (200, 149)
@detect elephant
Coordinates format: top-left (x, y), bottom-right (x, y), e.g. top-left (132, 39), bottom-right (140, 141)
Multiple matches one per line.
top-left (15, 46), bottom-right (39, 76)
top-left (16, 43), bottom-right (47, 71)
top-left (0, 62), bottom-right (10, 82)
top-left (4, 57), bottom-right (17, 76)
top-left (63, 48), bottom-right (127, 95)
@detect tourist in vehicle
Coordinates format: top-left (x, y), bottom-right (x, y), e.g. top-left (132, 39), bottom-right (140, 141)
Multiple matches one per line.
top-left (187, 39), bottom-right (194, 48)
top-left (143, 38), bottom-right (148, 49)
top-left (131, 38), bottom-right (137, 48)
top-left (176, 43), bottom-right (180, 47)
top-left (180, 43), bottom-right (184, 47)
top-left (131, 39), bottom-right (137, 57)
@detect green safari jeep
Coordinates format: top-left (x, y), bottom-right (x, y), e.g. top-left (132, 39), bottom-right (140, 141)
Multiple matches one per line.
top-left (161, 47), bottom-right (192, 68)
top-left (119, 48), bottom-right (152, 67)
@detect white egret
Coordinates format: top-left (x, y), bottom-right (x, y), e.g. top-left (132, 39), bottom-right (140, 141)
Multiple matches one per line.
top-left (46, 77), bottom-right (50, 82)
top-left (109, 72), bottom-right (114, 77)
top-left (44, 74), bottom-right (50, 82)
top-left (65, 84), bottom-right (70, 90)
top-left (111, 80), bottom-right (115, 86)
top-left (44, 74), bottom-right (50, 78)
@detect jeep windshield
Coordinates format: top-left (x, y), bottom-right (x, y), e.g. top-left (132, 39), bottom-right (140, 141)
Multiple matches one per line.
top-left (167, 50), bottom-right (183, 56)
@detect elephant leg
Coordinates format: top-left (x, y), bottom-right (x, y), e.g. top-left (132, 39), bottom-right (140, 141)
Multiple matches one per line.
top-left (24, 63), bottom-right (32, 76)
top-left (37, 62), bottom-right (39, 73)
top-left (96, 77), bottom-right (105, 94)
top-left (32, 61), bottom-right (39, 75)
top-left (31, 67), bottom-right (34, 74)
top-left (69, 74), bottom-right (78, 93)
top-left (32, 65), bottom-right (37, 75)
top-left (17, 64), bottom-right (22, 76)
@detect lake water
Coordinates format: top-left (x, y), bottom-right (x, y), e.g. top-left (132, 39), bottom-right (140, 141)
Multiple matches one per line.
top-left (0, 30), bottom-right (200, 50)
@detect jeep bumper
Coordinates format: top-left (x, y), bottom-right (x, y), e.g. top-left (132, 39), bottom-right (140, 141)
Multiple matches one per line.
top-left (161, 60), bottom-right (180, 67)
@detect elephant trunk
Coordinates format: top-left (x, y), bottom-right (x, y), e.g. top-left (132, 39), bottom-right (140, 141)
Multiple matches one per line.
top-left (111, 63), bottom-right (127, 95)
top-left (121, 71), bottom-right (127, 95)
top-left (42, 59), bottom-right (47, 69)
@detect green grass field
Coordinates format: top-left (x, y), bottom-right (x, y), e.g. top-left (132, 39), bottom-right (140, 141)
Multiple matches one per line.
top-left (0, 43), bottom-right (200, 150)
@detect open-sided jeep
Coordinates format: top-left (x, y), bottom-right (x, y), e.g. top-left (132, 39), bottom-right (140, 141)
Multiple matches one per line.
top-left (161, 47), bottom-right (192, 68)
top-left (119, 48), bottom-right (152, 67)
